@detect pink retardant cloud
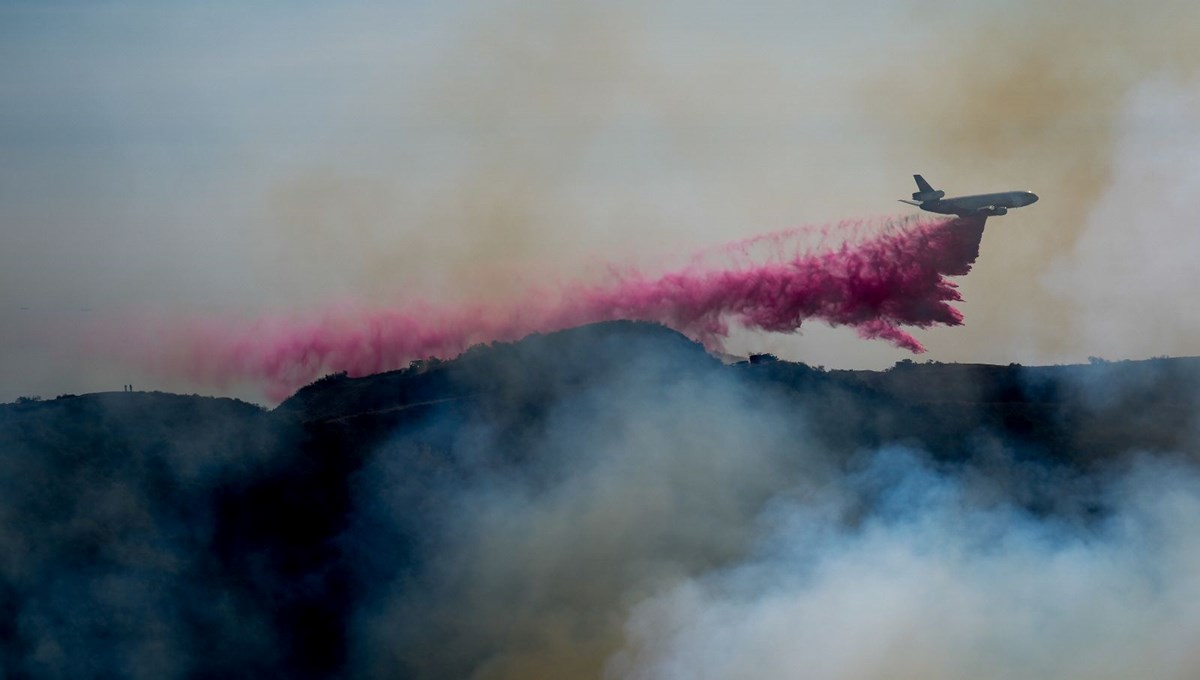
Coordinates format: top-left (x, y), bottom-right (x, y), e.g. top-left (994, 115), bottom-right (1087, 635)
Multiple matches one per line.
top-left (117, 214), bottom-right (985, 399)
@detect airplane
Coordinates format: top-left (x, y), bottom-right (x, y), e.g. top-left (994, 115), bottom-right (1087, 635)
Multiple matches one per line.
top-left (899, 175), bottom-right (1038, 216)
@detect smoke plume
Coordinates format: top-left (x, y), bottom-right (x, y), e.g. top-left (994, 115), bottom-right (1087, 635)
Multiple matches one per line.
top-left (609, 453), bottom-right (1200, 680)
top-left (114, 215), bottom-right (984, 398)
top-left (8, 322), bottom-right (1200, 678)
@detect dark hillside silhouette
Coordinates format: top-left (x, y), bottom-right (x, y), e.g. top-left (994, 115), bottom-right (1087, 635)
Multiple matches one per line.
top-left (3, 321), bottom-right (1200, 677)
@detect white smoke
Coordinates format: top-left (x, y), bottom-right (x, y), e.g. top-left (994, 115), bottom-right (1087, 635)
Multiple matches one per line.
top-left (347, 356), bottom-right (834, 679)
top-left (608, 449), bottom-right (1200, 680)
top-left (1044, 75), bottom-right (1200, 360)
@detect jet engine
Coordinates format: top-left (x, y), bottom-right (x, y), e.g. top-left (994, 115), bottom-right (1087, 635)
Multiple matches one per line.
top-left (912, 189), bottom-right (945, 202)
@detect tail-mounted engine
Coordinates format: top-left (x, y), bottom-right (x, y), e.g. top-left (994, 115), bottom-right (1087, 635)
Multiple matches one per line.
top-left (912, 189), bottom-right (945, 202)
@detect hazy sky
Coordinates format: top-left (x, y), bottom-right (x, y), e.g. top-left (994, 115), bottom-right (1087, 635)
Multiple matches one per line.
top-left (4, 0), bottom-right (1200, 402)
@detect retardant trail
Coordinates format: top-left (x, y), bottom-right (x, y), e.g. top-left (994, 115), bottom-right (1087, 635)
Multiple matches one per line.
top-left (128, 214), bottom-right (985, 399)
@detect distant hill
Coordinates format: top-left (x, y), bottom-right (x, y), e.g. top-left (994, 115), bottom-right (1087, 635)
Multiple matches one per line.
top-left (3, 320), bottom-right (1200, 678)
top-left (269, 322), bottom-right (1200, 465)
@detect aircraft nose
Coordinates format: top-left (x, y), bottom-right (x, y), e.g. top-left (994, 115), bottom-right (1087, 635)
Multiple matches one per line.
top-left (1024, 191), bottom-right (1039, 205)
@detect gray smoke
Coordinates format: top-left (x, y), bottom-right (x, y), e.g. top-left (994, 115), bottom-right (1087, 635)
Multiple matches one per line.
top-left (327, 339), bottom-right (1200, 679)
top-left (611, 451), bottom-right (1200, 679)
top-left (5, 325), bottom-right (1200, 678)
top-left (343, 351), bottom-right (832, 679)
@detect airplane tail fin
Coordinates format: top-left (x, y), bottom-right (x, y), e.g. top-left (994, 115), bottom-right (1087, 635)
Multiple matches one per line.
top-left (911, 174), bottom-right (945, 202)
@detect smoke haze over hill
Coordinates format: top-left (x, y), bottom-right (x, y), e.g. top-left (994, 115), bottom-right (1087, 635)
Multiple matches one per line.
top-left (5, 323), bottom-right (1200, 678)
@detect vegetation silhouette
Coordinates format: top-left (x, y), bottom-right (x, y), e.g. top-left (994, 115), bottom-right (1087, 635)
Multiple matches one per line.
top-left (3, 321), bottom-right (1200, 677)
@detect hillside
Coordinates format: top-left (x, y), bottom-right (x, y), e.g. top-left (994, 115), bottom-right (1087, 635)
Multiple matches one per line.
top-left (3, 321), bottom-right (1200, 678)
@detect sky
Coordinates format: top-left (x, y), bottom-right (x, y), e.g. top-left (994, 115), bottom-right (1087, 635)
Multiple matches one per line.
top-left (3, 0), bottom-right (1200, 403)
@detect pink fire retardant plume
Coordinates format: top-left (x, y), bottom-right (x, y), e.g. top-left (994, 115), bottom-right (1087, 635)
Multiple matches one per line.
top-left (122, 214), bottom-right (986, 399)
